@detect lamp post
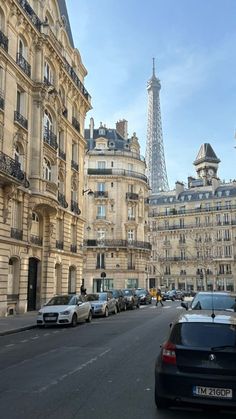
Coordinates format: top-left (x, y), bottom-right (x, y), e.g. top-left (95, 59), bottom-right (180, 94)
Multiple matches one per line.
top-left (101, 271), bottom-right (106, 292)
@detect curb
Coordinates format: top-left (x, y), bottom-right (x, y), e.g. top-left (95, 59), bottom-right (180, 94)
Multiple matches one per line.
top-left (0, 324), bottom-right (37, 337)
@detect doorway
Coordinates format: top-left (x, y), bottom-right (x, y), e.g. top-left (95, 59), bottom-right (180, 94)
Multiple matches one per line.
top-left (27, 258), bottom-right (38, 311)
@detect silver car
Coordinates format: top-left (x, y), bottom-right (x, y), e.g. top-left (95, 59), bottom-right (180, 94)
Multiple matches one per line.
top-left (37, 294), bottom-right (92, 327)
top-left (86, 292), bottom-right (117, 317)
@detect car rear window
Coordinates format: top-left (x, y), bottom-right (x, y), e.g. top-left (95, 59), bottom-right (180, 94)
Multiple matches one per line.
top-left (191, 294), bottom-right (236, 310)
top-left (170, 323), bottom-right (236, 348)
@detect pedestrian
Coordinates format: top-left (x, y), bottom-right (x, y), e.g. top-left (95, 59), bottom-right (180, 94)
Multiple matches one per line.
top-left (80, 283), bottom-right (86, 296)
top-left (156, 288), bottom-right (164, 307)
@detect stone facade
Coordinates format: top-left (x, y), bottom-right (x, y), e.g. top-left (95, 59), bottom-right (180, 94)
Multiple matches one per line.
top-left (83, 119), bottom-right (151, 292)
top-left (148, 144), bottom-right (236, 292)
top-left (0, 0), bottom-right (91, 316)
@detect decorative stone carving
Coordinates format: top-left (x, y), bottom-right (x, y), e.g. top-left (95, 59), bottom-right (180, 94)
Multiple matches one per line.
top-left (2, 185), bottom-right (17, 223)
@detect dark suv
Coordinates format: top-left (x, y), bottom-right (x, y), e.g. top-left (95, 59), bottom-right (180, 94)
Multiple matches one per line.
top-left (108, 289), bottom-right (127, 312)
top-left (181, 291), bottom-right (236, 311)
top-left (122, 289), bottom-right (140, 309)
top-left (155, 311), bottom-right (236, 409)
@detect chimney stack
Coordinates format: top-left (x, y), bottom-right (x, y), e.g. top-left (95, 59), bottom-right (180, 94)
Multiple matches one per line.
top-left (116, 119), bottom-right (128, 140)
top-left (89, 117), bottom-right (94, 139)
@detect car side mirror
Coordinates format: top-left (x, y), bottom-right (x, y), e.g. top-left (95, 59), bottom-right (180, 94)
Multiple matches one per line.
top-left (181, 301), bottom-right (188, 310)
top-left (169, 322), bottom-right (172, 328)
top-left (77, 301), bottom-right (82, 306)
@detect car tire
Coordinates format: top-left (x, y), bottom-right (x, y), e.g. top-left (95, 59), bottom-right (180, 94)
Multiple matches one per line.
top-left (104, 307), bottom-right (109, 317)
top-left (116, 303), bottom-right (120, 313)
top-left (123, 303), bottom-right (127, 311)
top-left (86, 310), bottom-right (92, 323)
top-left (136, 302), bottom-right (140, 309)
top-left (155, 388), bottom-right (169, 409)
top-left (71, 313), bottom-right (77, 327)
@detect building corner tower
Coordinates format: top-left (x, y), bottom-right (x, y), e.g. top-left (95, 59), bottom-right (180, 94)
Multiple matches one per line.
top-left (145, 59), bottom-right (169, 193)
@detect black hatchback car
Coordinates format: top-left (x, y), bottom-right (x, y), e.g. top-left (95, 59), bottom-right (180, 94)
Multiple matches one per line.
top-left (108, 289), bottom-right (127, 312)
top-left (155, 311), bottom-right (236, 409)
top-left (122, 289), bottom-right (140, 309)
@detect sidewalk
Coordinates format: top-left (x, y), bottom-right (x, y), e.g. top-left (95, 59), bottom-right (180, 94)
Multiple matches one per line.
top-left (0, 311), bottom-right (37, 336)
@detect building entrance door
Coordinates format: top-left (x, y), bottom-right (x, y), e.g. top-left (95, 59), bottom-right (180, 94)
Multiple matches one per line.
top-left (27, 258), bottom-right (38, 311)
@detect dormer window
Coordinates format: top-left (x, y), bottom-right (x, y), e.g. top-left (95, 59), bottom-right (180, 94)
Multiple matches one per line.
top-left (99, 128), bottom-right (106, 136)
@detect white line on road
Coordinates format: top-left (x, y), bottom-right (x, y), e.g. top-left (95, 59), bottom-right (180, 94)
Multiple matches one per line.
top-left (35, 348), bottom-right (111, 393)
top-left (5, 344), bottom-right (15, 347)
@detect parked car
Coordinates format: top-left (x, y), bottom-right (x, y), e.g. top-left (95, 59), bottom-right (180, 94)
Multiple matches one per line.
top-left (107, 289), bottom-right (127, 312)
top-left (181, 291), bottom-right (236, 311)
top-left (135, 288), bottom-right (152, 305)
top-left (37, 294), bottom-right (92, 327)
top-left (162, 290), bottom-right (184, 301)
top-left (86, 292), bottom-right (117, 317)
top-left (155, 310), bottom-right (236, 409)
top-left (122, 289), bottom-right (140, 309)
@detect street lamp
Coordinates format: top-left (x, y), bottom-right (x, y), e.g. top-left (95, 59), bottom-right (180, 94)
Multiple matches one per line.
top-left (101, 271), bottom-right (106, 292)
top-left (82, 188), bottom-right (94, 195)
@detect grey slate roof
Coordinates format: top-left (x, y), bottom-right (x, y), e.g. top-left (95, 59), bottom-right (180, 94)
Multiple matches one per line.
top-left (58, 0), bottom-right (74, 48)
top-left (84, 128), bottom-right (131, 151)
top-left (194, 143), bottom-right (220, 165)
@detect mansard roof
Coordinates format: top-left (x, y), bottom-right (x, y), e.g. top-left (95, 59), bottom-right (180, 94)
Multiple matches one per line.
top-left (58, 0), bottom-right (74, 48)
top-left (84, 128), bottom-right (130, 151)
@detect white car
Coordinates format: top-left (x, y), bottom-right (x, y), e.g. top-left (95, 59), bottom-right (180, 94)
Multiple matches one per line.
top-left (37, 294), bottom-right (92, 327)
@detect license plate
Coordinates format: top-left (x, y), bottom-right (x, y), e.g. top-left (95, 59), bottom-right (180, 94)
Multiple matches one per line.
top-left (45, 316), bottom-right (56, 321)
top-left (193, 386), bottom-right (233, 399)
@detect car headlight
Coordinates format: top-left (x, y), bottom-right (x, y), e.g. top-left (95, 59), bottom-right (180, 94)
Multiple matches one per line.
top-left (61, 310), bottom-right (71, 315)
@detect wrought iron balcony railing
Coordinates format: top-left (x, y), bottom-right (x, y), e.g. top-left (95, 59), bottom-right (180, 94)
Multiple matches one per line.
top-left (70, 244), bottom-right (77, 253)
top-left (126, 192), bottom-right (139, 200)
top-left (56, 240), bottom-right (64, 250)
top-left (93, 191), bottom-right (108, 198)
top-left (128, 216), bottom-right (136, 221)
top-left (84, 239), bottom-right (151, 250)
top-left (30, 234), bottom-right (43, 246)
top-left (71, 200), bottom-right (81, 215)
top-left (43, 129), bottom-right (58, 150)
top-left (0, 30), bottom-right (8, 52)
top-left (71, 160), bottom-right (79, 171)
top-left (87, 168), bottom-right (148, 183)
top-left (72, 117), bottom-right (80, 133)
top-left (18, 0), bottom-right (42, 31)
top-left (0, 90), bottom-right (4, 110)
top-left (0, 151), bottom-right (29, 187)
top-left (150, 203), bottom-right (236, 218)
top-left (11, 228), bottom-right (23, 241)
top-left (59, 149), bottom-right (66, 161)
top-left (14, 111), bottom-right (28, 130)
top-left (127, 265), bottom-right (135, 270)
top-left (16, 53), bottom-right (31, 77)
top-left (64, 58), bottom-right (90, 101)
top-left (58, 192), bottom-right (68, 208)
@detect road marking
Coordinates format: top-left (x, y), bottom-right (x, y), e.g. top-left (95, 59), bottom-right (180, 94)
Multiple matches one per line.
top-left (5, 344), bottom-right (15, 347)
top-left (31, 336), bottom-right (39, 340)
top-left (35, 348), bottom-right (111, 393)
top-left (20, 340), bottom-right (28, 343)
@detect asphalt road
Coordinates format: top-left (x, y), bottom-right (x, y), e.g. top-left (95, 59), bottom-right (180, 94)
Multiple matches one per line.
top-left (0, 302), bottom-right (235, 419)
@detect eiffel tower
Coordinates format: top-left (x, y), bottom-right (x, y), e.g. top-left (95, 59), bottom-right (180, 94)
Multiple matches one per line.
top-left (145, 59), bottom-right (169, 193)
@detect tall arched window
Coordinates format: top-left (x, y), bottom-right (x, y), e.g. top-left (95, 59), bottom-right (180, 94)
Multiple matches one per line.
top-left (44, 61), bottom-right (53, 85)
top-left (43, 157), bottom-right (51, 181)
top-left (8, 258), bottom-right (20, 296)
top-left (44, 110), bottom-right (53, 132)
top-left (68, 266), bottom-right (76, 294)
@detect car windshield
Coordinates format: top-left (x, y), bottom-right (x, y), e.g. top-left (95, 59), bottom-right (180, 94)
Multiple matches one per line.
top-left (170, 323), bottom-right (236, 348)
top-left (123, 290), bottom-right (132, 296)
top-left (86, 293), bottom-right (107, 301)
top-left (136, 289), bottom-right (146, 295)
top-left (191, 294), bottom-right (236, 311)
top-left (46, 296), bottom-right (73, 306)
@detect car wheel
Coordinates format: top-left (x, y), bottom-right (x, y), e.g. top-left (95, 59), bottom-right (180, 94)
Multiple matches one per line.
top-left (86, 310), bottom-right (92, 323)
top-left (123, 303), bottom-right (127, 311)
top-left (155, 388), bottom-right (170, 409)
top-left (104, 307), bottom-right (109, 317)
top-left (114, 305), bottom-right (117, 315)
top-left (136, 302), bottom-right (140, 309)
top-left (116, 303), bottom-right (120, 313)
top-left (71, 313), bottom-right (77, 327)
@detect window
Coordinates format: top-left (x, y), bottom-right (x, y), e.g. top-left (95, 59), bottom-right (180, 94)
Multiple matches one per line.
top-left (180, 250), bottom-right (185, 260)
top-left (224, 230), bottom-right (230, 241)
top-left (205, 202), bottom-right (210, 211)
top-left (127, 253), bottom-right (135, 269)
top-left (179, 218), bottom-right (184, 228)
top-left (56, 218), bottom-right (64, 242)
top-left (216, 201), bottom-right (221, 210)
top-left (128, 184), bottom-right (134, 193)
top-left (126, 279), bottom-right (138, 288)
top-left (97, 161), bottom-right (106, 169)
top-left (43, 158), bottom-right (51, 181)
top-left (14, 144), bottom-right (23, 169)
top-left (71, 224), bottom-right (76, 245)
top-left (127, 229), bottom-right (135, 243)
top-left (225, 246), bottom-right (231, 257)
top-left (216, 214), bottom-right (221, 225)
top-left (44, 110), bottom-right (53, 133)
top-left (97, 182), bottom-right (105, 192)
top-left (72, 142), bottom-right (78, 163)
top-left (223, 213), bottom-right (230, 224)
top-left (225, 200), bottom-right (231, 209)
top-left (16, 88), bottom-right (25, 115)
top-left (205, 215), bottom-right (210, 226)
top-left (195, 217), bottom-right (200, 227)
top-left (128, 206), bottom-right (135, 220)
top-left (96, 253), bottom-right (105, 269)
top-left (11, 199), bottom-right (22, 230)
top-left (68, 267), bottom-right (76, 294)
top-left (97, 228), bottom-right (105, 241)
top-left (44, 61), bottom-right (53, 84)
top-left (31, 212), bottom-right (39, 236)
top-left (97, 205), bottom-right (105, 219)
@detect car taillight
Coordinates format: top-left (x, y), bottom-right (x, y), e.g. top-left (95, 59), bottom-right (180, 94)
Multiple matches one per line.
top-left (162, 341), bottom-right (176, 365)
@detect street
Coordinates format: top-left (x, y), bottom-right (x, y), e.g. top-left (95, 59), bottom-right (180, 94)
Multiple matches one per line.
top-left (0, 302), bottom-right (235, 419)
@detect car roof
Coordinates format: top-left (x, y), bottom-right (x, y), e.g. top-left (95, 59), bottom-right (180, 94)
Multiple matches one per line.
top-left (177, 311), bottom-right (236, 325)
top-left (195, 291), bottom-right (236, 297)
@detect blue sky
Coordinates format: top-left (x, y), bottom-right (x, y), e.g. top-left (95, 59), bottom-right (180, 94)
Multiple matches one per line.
top-left (66, 0), bottom-right (236, 189)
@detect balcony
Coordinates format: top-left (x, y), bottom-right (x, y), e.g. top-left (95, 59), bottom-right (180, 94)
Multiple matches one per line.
top-left (59, 149), bottom-right (66, 161)
top-left (0, 90), bottom-right (4, 111)
top-left (56, 240), bottom-right (64, 250)
top-left (93, 191), bottom-right (108, 198)
top-left (71, 200), bottom-right (81, 215)
top-left (30, 234), bottom-right (43, 246)
top-left (128, 216), bottom-right (136, 221)
top-left (0, 151), bottom-right (29, 187)
top-left (126, 192), bottom-right (139, 200)
top-left (14, 111), bottom-right (28, 130)
top-left (43, 129), bottom-right (58, 150)
top-left (64, 58), bottom-right (90, 102)
top-left (70, 244), bottom-right (77, 253)
top-left (72, 117), bottom-right (80, 133)
top-left (0, 30), bottom-right (8, 52)
top-left (127, 265), bottom-right (135, 270)
top-left (58, 192), bottom-right (68, 208)
top-left (16, 53), bottom-right (31, 77)
top-left (18, 0), bottom-right (42, 31)
top-left (11, 228), bottom-right (23, 241)
top-left (71, 160), bottom-right (79, 171)
top-left (88, 168), bottom-right (148, 183)
top-left (96, 215), bottom-right (106, 220)
top-left (84, 239), bottom-right (151, 251)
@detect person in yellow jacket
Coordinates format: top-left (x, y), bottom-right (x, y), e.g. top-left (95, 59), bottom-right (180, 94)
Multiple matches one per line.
top-left (156, 288), bottom-right (164, 307)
